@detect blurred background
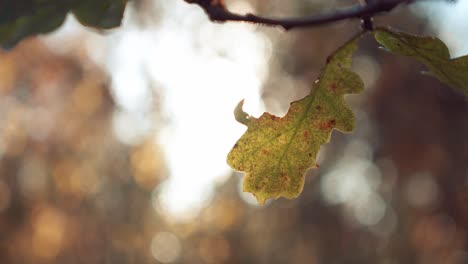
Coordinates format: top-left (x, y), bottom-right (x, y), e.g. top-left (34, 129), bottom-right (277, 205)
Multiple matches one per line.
top-left (1, 0), bottom-right (468, 263)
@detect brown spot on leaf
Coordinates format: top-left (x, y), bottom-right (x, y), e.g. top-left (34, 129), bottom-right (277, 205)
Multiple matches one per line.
top-left (318, 119), bottom-right (336, 130)
top-left (270, 115), bottom-right (280, 121)
top-left (316, 105), bottom-right (323, 112)
top-left (254, 180), bottom-right (265, 191)
top-left (303, 131), bottom-right (309, 139)
top-left (280, 173), bottom-right (290, 185)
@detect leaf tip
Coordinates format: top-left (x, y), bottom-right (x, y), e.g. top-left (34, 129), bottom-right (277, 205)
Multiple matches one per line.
top-left (256, 197), bottom-right (266, 206)
top-left (234, 99), bottom-right (251, 125)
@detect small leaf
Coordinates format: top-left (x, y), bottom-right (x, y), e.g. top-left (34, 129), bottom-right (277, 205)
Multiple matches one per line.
top-left (227, 35), bottom-right (364, 205)
top-left (374, 27), bottom-right (468, 95)
top-left (73, 0), bottom-right (127, 29)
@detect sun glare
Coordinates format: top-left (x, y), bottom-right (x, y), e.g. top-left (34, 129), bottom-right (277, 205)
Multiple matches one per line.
top-left (148, 1), bottom-right (271, 221)
top-left (42, 0), bottom-right (271, 222)
top-left (415, 0), bottom-right (468, 56)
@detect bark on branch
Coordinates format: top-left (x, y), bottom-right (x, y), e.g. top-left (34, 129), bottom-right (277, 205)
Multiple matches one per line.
top-left (184, 0), bottom-right (418, 30)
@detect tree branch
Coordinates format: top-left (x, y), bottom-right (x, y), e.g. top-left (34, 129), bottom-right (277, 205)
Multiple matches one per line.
top-left (184, 0), bottom-right (414, 30)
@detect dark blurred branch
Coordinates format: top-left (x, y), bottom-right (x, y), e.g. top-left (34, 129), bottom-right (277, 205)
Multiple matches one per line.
top-left (184, 0), bottom-right (429, 30)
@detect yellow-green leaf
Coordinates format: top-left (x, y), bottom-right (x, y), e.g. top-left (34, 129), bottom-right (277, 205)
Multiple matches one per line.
top-left (374, 27), bottom-right (468, 95)
top-left (227, 35), bottom-right (364, 205)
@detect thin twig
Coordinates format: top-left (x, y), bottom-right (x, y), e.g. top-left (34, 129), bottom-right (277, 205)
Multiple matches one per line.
top-left (184, 0), bottom-right (413, 30)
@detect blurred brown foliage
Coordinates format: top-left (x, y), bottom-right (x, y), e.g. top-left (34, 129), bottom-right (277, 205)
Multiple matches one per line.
top-left (0, 39), bottom-right (167, 263)
top-left (0, 1), bottom-right (468, 264)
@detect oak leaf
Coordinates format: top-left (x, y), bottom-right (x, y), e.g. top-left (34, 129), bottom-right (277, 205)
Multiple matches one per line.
top-left (227, 35), bottom-right (364, 205)
top-left (375, 28), bottom-right (468, 95)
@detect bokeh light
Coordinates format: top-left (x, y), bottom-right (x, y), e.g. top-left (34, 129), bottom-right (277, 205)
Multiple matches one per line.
top-left (151, 232), bottom-right (181, 263)
top-left (32, 206), bottom-right (67, 259)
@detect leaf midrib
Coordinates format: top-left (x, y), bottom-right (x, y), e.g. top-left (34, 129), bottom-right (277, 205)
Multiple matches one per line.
top-left (273, 76), bottom-right (323, 177)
